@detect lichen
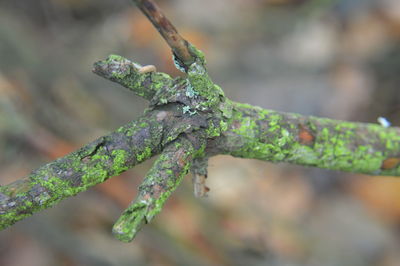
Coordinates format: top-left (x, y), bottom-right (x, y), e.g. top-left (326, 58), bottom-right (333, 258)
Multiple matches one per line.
top-left (185, 81), bottom-right (198, 98)
top-left (94, 55), bottom-right (173, 100)
top-left (137, 147), bottom-right (152, 162)
top-left (227, 102), bottom-right (400, 175)
top-left (112, 139), bottom-right (194, 242)
top-left (182, 106), bottom-right (197, 116)
top-left (172, 54), bottom-right (186, 72)
top-left (112, 149), bottom-right (129, 174)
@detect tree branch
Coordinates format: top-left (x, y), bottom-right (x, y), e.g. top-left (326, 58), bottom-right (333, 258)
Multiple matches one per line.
top-left (216, 102), bottom-right (400, 176)
top-left (0, 113), bottom-right (165, 230)
top-left (132, 0), bottom-right (196, 68)
top-left (93, 54), bottom-right (174, 100)
top-left (113, 135), bottom-right (198, 242)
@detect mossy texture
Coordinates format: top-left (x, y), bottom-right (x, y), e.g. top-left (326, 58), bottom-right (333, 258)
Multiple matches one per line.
top-left (0, 114), bottom-right (164, 230)
top-left (223, 102), bottom-right (400, 176)
top-left (3, 47), bottom-right (400, 242)
top-left (112, 137), bottom-right (196, 242)
top-left (93, 55), bottom-right (173, 100)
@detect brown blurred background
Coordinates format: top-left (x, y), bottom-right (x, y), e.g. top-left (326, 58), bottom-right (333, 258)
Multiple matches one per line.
top-left (1, 0), bottom-right (400, 265)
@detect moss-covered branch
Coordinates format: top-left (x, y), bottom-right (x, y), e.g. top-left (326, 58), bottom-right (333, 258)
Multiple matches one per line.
top-left (113, 136), bottom-right (197, 242)
top-left (216, 102), bottom-right (400, 176)
top-left (0, 113), bottom-right (165, 231)
top-left (3, 50), bottom-right (399, 240)
top-left (93, 54), bottom-right (174, 100)
top-left (2, 0), bottom-right (400, 243)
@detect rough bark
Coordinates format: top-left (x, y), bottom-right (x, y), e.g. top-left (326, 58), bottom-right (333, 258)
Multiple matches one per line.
top-left (220, 102), bottom-right (400, 176)
top-left (113, 134), bottom-right (204, 242)
top-left (0, 113), bottom-right (164, 231)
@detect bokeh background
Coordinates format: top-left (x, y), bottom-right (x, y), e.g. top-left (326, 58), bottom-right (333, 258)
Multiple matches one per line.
top-left (1, 0), bottom-right (400, 265)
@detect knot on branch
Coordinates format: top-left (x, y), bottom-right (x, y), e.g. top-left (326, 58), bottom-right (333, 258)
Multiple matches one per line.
top-left (93, 48), bottom-right (231, 142)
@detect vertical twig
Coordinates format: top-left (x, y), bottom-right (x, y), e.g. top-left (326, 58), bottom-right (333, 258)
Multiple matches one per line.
top-left (132, 0), bottom-right (195, 67)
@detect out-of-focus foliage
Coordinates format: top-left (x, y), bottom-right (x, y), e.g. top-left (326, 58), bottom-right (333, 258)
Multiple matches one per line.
top-left (1, 0), bottom-right (400, 265)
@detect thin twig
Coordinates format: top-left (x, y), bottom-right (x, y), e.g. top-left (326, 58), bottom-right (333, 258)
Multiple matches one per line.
top-left (132, 0), bottom-right (195, 67)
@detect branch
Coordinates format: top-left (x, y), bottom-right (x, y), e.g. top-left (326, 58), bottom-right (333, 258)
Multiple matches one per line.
top-left (113, 135), bottom-right (198, 242)
top-left (93, 54), bottom-right (174, 100)
top-left (0, 113), bottom-right (164, 230)
top-left (132, 0), bottom-right (199, 69)
top-left (215, 101), bottom-right (400, 176)
top-left (0, 52), bottom-right (209, 233)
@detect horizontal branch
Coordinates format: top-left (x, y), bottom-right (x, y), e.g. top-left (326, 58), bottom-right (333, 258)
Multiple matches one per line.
top-left (93, 54), bottom-right (174, 100)
top-left (0, 112), bottom-right (165, 230)
top-left (217, 101), bottom-right (400, 176)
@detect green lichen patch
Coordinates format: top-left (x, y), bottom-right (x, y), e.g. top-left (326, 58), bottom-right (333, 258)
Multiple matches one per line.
top-left (226, 103), bottom-right (400, 176)
top-left (94, 55), bottom-right (173, 100)
top-left (136, 147), bottom-right (152, 163)
top-left (111, 150), bottom-right (129, 174)
top-left (185, 81), bottom-right (199, 98)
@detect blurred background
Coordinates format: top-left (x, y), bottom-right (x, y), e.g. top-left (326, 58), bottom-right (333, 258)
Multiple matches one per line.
top-left (1, 0), bottom-right (400, 265)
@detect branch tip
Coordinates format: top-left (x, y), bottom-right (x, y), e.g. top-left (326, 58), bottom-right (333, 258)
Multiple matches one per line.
top-left (132, 0), bottom-right (196, 68)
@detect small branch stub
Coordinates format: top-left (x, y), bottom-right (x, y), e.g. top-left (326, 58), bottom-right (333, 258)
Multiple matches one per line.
top-left (192, 174), bottom-right (209, 197)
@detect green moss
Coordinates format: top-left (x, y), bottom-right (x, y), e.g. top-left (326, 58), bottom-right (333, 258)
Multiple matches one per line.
top-left (112, 150), bottom-right (129, 174)
top-left (204, 118), bottom-right (229, 138)
top-left (268, 114), bottom-right (282, 133)
top-left (174, 142), bottom-right (182, 149)
top-left (220, 120), bottom-right (228, 132)
top-left (107, 54), bottom-right (125, 62)
top-left (29, 168), bottom-right (81, 201)
top-left (137, 147), bottom-right (152, 162)
top-left (186, 53), bottom-right (224, 110)
top-left (113, 201), bottom-right (148, 242)
top-left (107, 55), bottom-right (131, 80)
top-left (232, 116), bottom-right (258, 139)
top-left (81, 165), bottom-right (108, 187)
top-left (146, 159), bottom-right (191, 222)
top-left (227, 103), bottom-right (400, 175)
top-left (193, 143), bottom-right (207, 158)
top-left (188, 43), bottom-right (206, 65)
top-left (112, 138), bottom-right (194, 242)
top-left (220, 99), bottom-right (233, 119)
top-left (96, 55), bottom-right (174, 101)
